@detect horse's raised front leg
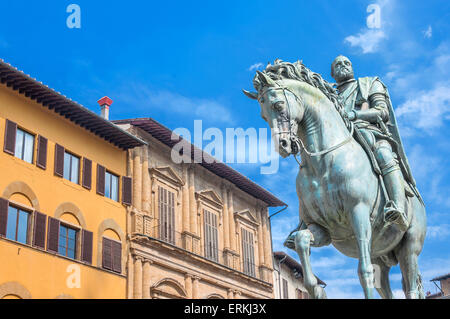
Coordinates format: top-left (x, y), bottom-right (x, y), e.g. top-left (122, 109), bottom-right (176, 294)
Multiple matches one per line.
top-left (351, 203), bottom-right (375, 299)
top-left (285, 223), bottom-right (330, 299)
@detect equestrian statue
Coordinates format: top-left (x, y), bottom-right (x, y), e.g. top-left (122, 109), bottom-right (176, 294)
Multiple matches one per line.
top-left (243, 57), bottom-right (427, 299)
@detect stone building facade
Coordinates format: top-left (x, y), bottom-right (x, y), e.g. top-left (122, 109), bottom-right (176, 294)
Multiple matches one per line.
top-left (273, 251), bottom-right (326, 299)
top-left (114, 118), bottom-right (286, 299)
top-left (426, 273), bottom-right (450, 299)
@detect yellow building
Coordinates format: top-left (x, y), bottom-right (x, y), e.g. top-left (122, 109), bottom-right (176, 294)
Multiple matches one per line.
top-left (0, 60), bottom-right (145, 299)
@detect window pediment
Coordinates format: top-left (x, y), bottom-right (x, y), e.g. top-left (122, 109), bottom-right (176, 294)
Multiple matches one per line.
top-left (235, 209), bottom-right (259, 227)
top-left (150, 166), bottom-right (184, 187)
top-left (195, 189), bottom-right (223, 210)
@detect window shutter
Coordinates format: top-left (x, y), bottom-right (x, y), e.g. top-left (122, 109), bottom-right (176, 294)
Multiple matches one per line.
top-left (122, 176), bottom-right (132, 206)
top-left (82, 158), bottom-right (92, 190)
top-left (102, 237), bottom-right (112, 270)
top-left (169, 191), bottom-right (175, 243)
top-left (33, 211), bottom-right (47, 249)
top-left (282, 278), bottom-right (289, 299)
top-left (36, 136), bottom-right (48, 170)
top-left (81, 230), bottom-right (93, 264)
top-left (3, 119), bottom-right (17, 155)
top-left (96, 164), bottom-right (105, 196)
top-left (112, 240), bottom-right (122, 273)
top-left (250, 232), bottom-right (255, 276)
top-left (204, 210), bottom-right (209, 259)
top-left (158, 187), bottom-right (163, 240)
top-left (47, 217), bottom-right (60, 253)
top-left (0, 198), bottom-right (9, 237)
top-left (54, 144), bottom-right (65, 177)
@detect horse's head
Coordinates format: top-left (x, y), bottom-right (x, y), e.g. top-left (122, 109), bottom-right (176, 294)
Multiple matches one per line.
top-left (244, 59), bottom-right (346, 159)
top-left (243, 70), bottom-right (304, 158)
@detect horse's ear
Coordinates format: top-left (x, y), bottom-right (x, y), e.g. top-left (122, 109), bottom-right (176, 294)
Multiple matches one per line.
top-left (257, 71), bottom-right (276, 87)
top-left (242, 89), bottom-right (258, 100)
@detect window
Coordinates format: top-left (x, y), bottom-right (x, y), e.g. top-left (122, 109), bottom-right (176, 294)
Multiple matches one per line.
top-left (282, 278), bottom-right (289, 299)
top-left (241, 228), bottom-right (256, 277)
top-left (204, 209), bottom-right (219, 262)
top-left (14, 128), bottom-right (34, 164)
top-left (58, 224), bottom-right (78, 259)
top-left (102, 237), bottom-right (122, 273)
top-left (6, 206), bottom-right (30, 244)
top-left (158, 186), bottom-right (175, 244)
top-left (105, 171), bottom-right (119, 201)
top-left (63, 152), bottom-right (80, 184)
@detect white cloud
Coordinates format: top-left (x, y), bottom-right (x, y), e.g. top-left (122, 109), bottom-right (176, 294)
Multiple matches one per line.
top-left (248, 63), bottom-right (264, 71)
top-left (427, 224), bottom-right (450, 240)
top-left (396, 84), bottom-right (450, 132)
top-left (116, 83), bottom-right (234, 125)
top-left (344, 0), bottom-right (393, 54)
top-left (311, 255), bottom-right (348, 269)
top-left (423, 25), bottom-right (433, 38)
top-left (345, 29), bottom-right (387, 54)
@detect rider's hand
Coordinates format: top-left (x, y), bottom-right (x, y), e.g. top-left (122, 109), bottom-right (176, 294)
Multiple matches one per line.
top-left (347, 111), bottom-right (357, 121)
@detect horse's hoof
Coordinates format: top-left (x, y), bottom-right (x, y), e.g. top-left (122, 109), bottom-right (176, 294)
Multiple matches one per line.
top-left (284, 232), bottom-right (298, 250)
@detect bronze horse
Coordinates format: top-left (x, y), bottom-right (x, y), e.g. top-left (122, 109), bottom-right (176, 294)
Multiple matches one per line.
top-left (244, 60), bottom-right (426, 299)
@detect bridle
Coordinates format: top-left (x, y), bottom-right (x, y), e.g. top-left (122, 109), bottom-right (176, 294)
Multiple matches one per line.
top-left (260, 85), bottom-right (354, 165)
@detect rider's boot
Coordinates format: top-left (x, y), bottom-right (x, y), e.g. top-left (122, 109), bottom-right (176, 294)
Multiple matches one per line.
top-left (382, 165), bottom-right (408, 231)
top-left (375, 140), bottom-right (409, 231)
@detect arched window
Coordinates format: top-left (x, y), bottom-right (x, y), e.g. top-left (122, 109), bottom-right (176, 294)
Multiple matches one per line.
top-left (97, 219), bottom-right (125, 274)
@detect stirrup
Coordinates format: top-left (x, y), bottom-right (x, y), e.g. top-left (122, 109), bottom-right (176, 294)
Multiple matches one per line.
top-left (384, 201), bottom-right (408, 231)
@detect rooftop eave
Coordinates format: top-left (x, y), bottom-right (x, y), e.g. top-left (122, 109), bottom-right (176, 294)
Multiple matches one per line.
top-left (0, 59), bottom-right (147, 150)
top-left (113, 118), bottom-right (286, 207)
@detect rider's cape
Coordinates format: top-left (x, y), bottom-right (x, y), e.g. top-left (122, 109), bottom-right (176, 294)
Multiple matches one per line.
top-left (357, 77), bottom-right (424, 205)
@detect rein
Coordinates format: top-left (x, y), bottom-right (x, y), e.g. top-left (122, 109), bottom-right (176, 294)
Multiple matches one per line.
top-left (262, 85), bottom-right (354, 161)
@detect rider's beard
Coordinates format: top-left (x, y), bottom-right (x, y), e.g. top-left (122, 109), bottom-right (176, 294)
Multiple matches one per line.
top-left (334, 68), bottom-right (354, 84)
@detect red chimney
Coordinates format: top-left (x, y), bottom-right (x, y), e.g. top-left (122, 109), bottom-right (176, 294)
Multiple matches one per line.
top-left (97, 96), bottom-right (113, 120)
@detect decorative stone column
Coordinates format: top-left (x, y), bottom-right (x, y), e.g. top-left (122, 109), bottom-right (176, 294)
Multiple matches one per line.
top-left (258, 206), bottom-right (265, 267)
top-left (262, 208), bottom-right (272, 270)
top-left (133, 256), bottom-right (143, 299)
top-left (222, 185), bottom-right (230, 250)
top-left (142, 147), bottom-right (150, 214)
top-left (228, 188), bottom-right (236, 251)
top-left (133, 148), bottom-right (143, 212)
top-left (227, 288), bottom-right (234, 299)
top-left (182, 165), bottom-right (190, 233)
top-left (189, 166), bottom-right (197, 235)
top-left (192, 276), bottom-right (200, 299)
top-left (181, 165), bottom-right (193, 251)
top-left (127, 253), bottom-right (134, 299)
top-left (142, 259), bottom-right (152, 299)
top-left (184, 274), bottom-right (193, 299)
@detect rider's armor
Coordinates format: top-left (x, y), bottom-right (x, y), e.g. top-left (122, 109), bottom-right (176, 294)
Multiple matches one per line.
top-left (338, 77), bottom-right (408, 229)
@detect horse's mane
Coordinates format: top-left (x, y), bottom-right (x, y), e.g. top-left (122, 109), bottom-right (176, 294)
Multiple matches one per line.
top-left (254, 59), bottom-right (350, 129)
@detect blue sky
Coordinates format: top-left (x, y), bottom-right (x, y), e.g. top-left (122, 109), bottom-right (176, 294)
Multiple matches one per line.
top-left (1, 0), bottom-right (449, 298)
